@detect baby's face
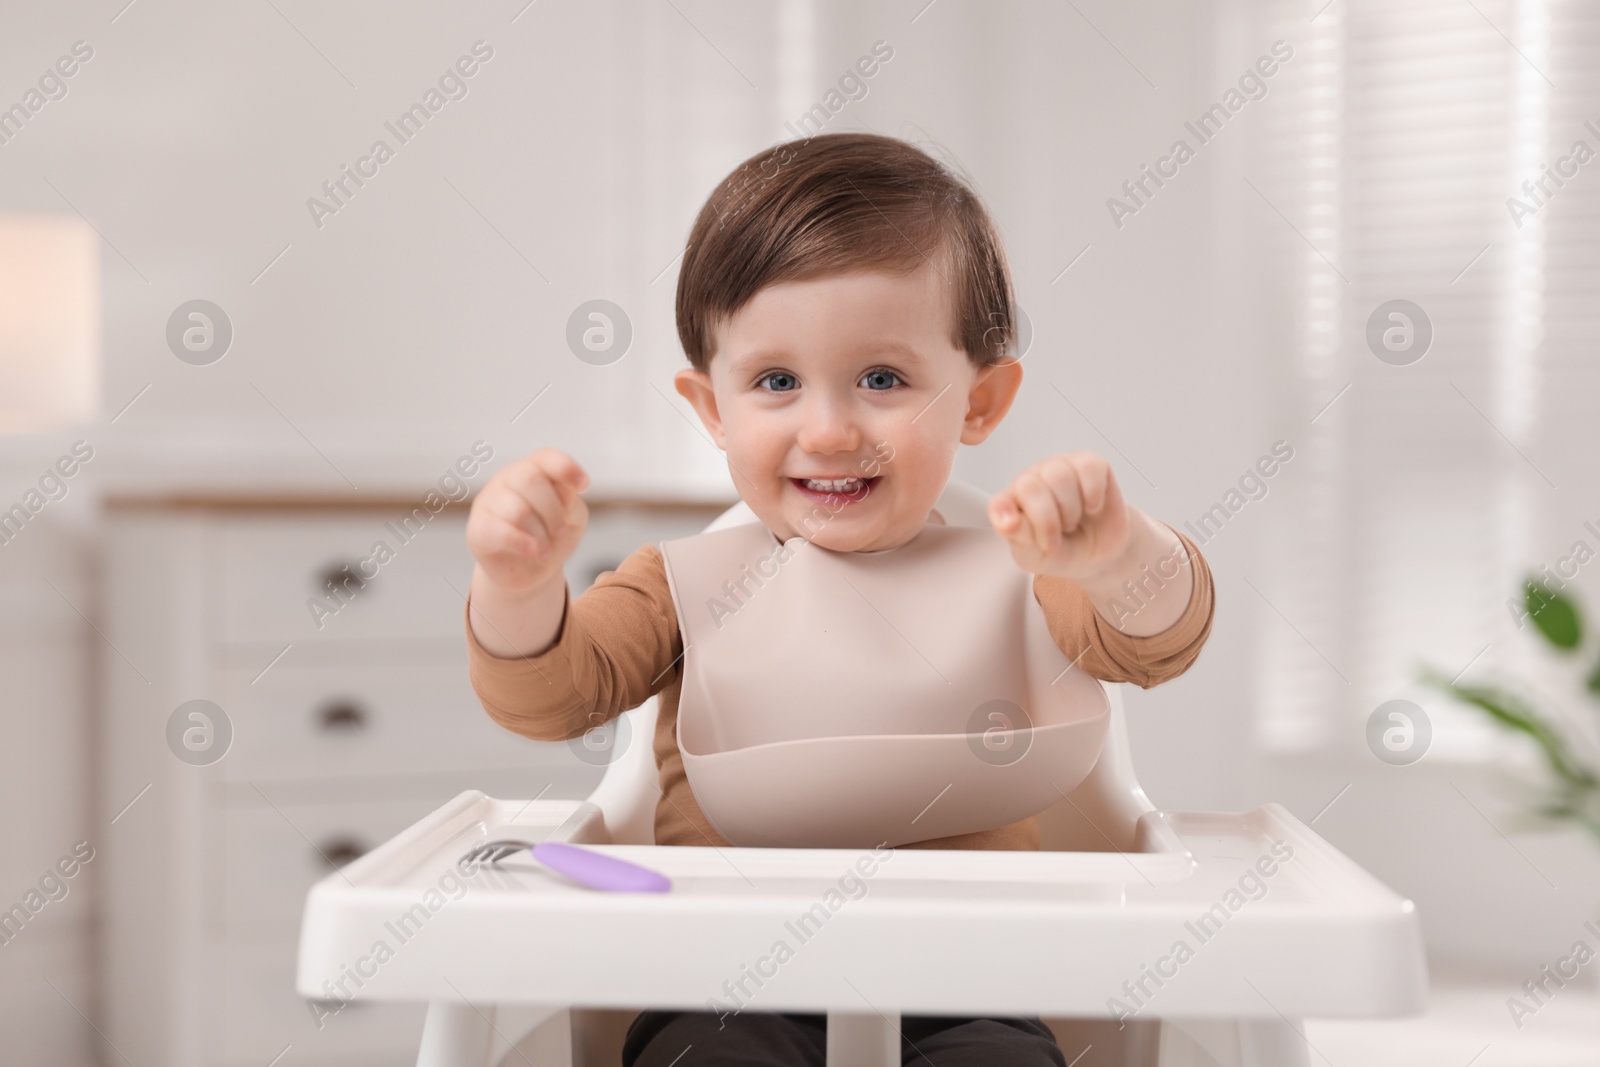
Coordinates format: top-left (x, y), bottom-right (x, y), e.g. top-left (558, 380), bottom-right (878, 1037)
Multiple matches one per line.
top-left (675, 261), bottom-right (1018, 552)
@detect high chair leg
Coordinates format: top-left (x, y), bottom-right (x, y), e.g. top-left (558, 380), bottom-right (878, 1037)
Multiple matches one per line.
top-left (1156, 1018), bottom-right (1312, 1066)
top-left (417, 1001), bottom-right (493, 1067)
top-left (416, 1001), bottom-right (573, 1067)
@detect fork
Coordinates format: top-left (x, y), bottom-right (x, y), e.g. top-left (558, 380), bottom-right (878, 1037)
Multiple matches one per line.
top-left (462, 838), bottom-right (671, 893)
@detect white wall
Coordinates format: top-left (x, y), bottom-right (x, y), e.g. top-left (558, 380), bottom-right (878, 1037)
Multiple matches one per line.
top-left (0, 518), bottom-right (95, 1064)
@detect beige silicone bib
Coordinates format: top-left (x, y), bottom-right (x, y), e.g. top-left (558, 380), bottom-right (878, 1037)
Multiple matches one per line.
top-left (658, 520), bottom-right (1109, 849)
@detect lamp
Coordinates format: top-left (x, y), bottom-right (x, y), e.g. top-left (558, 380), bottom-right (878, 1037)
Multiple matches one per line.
top-left (0, 213), bottom-right (100, 432)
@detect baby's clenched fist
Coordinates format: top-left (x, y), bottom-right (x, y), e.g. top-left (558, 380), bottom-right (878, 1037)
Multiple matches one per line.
top-left (466, 448), bottom-right (590, 595)
top-left (988, 451), bottom-right (1132, 583)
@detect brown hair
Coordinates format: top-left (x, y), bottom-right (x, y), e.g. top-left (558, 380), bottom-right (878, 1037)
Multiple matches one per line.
top-left (675, 132), bottom-right (1018, 372)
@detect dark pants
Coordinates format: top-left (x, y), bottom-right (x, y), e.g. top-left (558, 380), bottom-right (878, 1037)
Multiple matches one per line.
top-left (622, 1008), bottom-right (1068, 1067)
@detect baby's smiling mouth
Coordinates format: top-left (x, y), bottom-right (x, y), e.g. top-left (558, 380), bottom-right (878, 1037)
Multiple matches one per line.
top-left (790, 476), bottom-right (878, 502)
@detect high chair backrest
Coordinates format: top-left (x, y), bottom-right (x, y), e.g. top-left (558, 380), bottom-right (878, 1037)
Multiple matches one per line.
top-left (587, 480), bottom-right (1159, 852)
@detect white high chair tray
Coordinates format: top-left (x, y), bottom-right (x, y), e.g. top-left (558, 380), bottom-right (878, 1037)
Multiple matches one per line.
top-left (297, 790), bottom-right (1426, 1020)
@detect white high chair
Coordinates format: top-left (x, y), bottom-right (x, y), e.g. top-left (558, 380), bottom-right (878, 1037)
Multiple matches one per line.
top-left (296, 481), bottom-right (1427, 1067)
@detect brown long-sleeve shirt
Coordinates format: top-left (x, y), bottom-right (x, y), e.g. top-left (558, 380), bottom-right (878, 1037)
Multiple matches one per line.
top-left (465, 525), bottom-right (1214, 851)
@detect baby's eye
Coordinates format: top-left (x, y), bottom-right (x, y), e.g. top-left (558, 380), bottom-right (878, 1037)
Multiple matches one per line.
top-left (757, 371), bottom-right (799, 393)
top-left (859, 368), bottom-right (901, 391)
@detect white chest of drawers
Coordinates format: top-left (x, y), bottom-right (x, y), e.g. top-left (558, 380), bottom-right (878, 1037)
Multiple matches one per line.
top-left (100, 496), bottom-right (723, 1067)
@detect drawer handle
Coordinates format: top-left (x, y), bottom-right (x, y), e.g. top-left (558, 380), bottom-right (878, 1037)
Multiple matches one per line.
top-left (317, 700), bottom-right (368, 732)
top-left (317, 837), bottom-right (368, 868)
top-left (316, 560), bottom-right (369, 595)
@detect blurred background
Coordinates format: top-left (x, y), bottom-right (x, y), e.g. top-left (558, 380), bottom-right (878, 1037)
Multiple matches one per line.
top-left (2, 0), bottom-right (1599, 1064)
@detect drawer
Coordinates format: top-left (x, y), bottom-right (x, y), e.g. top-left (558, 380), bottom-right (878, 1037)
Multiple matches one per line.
top-left (217, 660), bottom-right (563, 782)
top-left (215, 513), bottom-right (473, 645)
top-left (214, 797), bottom-right (451, 941)
top-left (212, 784), bottom-right (597, 944)
top-left (216, 932), bottom-right (423, 1067)
top-left (563, 504), bottom-right (729, 591)
top-left (213, 505), bottom-right (726, 646)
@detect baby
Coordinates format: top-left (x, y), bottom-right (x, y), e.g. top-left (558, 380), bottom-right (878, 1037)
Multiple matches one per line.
top-left (464, 132), bottom-right (1214, 1067)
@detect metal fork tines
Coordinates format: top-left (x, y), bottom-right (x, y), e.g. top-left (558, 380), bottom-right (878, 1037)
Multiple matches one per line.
top-left (462, 838), bottom-right (534, 866)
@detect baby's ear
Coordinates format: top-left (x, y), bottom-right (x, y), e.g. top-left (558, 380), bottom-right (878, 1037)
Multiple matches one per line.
top-left (674, 368), bottom-right (726, 447)
top-left (960, 357), bottom-right (1023, 445)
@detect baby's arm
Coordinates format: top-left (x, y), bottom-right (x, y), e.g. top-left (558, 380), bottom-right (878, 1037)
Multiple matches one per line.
top-left (1031, 529), bottom-right (1214, 688)
top-left (467, 448), bottom-right (589, 659)
top-left (991, 452), bottom-right (1215, 684)
top-left (464, 449), bottom-right (680, 741)
top-left (1064, 510), bottom-right (1194, 637)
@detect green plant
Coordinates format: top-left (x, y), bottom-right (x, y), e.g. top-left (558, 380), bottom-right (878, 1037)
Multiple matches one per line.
top-left (1418, 578), bottom-right (1600, 845)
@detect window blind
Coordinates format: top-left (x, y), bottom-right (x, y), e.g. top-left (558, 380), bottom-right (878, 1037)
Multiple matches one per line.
top-left (1250, 0), bottom-right (1592, 761)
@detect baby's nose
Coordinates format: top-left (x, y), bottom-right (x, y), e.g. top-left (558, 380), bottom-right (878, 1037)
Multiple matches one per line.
top-left (796, 401), bottom-right (863, 453)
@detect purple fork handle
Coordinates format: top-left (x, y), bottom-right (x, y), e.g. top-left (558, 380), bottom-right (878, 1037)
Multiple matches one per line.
top-left (532, 841), bottom-right (672, 893)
